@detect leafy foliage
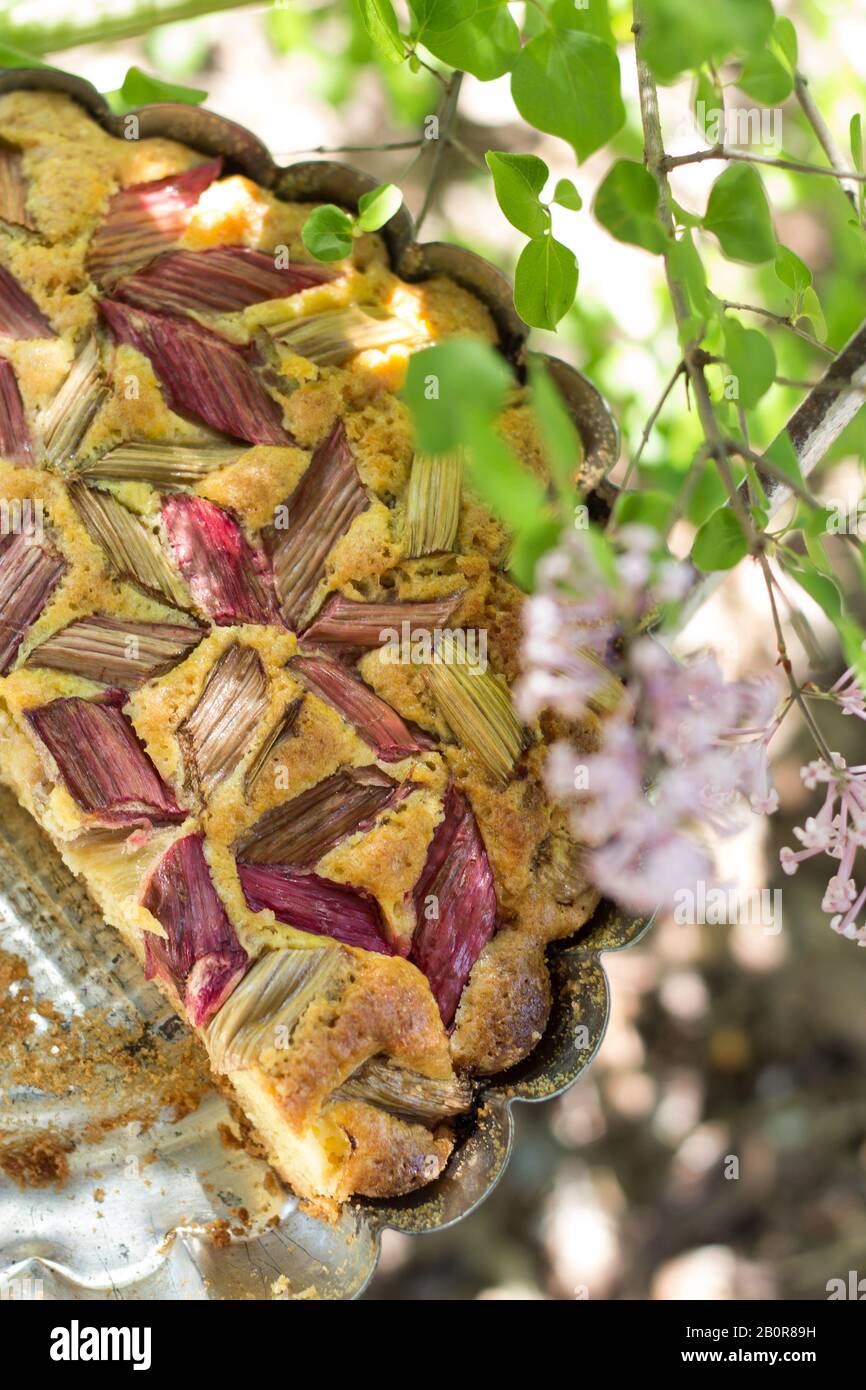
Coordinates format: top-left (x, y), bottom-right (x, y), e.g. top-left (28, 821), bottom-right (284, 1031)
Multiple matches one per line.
top-left (302, 184), bottom-right (403, 260)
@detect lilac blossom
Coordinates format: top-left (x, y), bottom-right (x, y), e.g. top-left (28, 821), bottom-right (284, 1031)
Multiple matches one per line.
top-left (518, 525), bottom-right (783, 916)
top-left (780, 750), bottom-right (866, 945)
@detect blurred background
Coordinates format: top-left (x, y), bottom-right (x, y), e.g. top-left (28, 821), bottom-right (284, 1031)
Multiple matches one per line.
top-left (6, 0), bottom-right (866, 1298)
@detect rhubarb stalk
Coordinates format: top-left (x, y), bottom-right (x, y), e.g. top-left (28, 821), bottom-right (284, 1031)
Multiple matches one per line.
top-left (0, 532), bottom-right (66, 673)
top-left (87, 159), bottom-right (222, 286)
top-left (290, 654), bottom-right (427, 762)
top-left (25, 694), bottom-right (185, 828)
top-left (99, 298), bottom-right (293, 446)
top-left (178, 642), bottom-right (270, 799)
top-left (161, 493), bottom-right (282, 627)
top-left (409, 784), bottom-right (497, 1025)
top-left (115, 246), bottom-right (334, 316)
top-left (236, 764), bottom-right (396, 866)
top-left (26, 614), bottom-right (202, 688)
top-left (263, 421), bottom-right (367, 629)
top-left (238, 863), bottom-right (393, 955)
top-left (142, 831), bottom-right (248, 1027)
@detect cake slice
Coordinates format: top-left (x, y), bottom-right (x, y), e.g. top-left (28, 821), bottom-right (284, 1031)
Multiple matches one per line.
top-left (0, 88), bottom-right (602, 1206)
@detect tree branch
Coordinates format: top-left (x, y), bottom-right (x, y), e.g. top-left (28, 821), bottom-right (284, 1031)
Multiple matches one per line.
top-left (622, 359), bottom-right (685, 487)
top-left (633, 8), bottom-right (752, 540)
top-left (794, 69), bottom-right (859, 208)
top-left (718, 300), bottom-right (834, 357)
top-left (663, 146), bottom-right (866, 183)
top-left (414, 71), bottom-right (464, 234)
top-left (273, 140), bottom-right (423, 157)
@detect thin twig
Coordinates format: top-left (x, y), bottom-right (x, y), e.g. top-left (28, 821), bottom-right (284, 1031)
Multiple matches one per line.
top-left (775, 376), bottom-right (866, 396)
top-left (794, 69), bottom-right (859, 208)
top-left (726, 442), bottom-right (819, 510)
top-left (414, 71), bottom-right (464, 234)
top-left (447, 133), bottom-right (487, 171)
top-left (406, 50), bottom-right (449, 88)
top-left (759, 555), bottom-right (836, 762)
top-left (664, 145), bottom-right (866, 183)
top-left (272, 140), bottom-right (423, 156)
top-left (718, 300), bottom-right (834, 356)
top-left (634, 10), bottom-right (752, 541)
top-left (622, 359), bottom-right (685, 487)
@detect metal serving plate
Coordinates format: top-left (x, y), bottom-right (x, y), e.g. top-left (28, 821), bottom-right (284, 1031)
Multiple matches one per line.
top-left (0, 70), bottom-right (649, 1301)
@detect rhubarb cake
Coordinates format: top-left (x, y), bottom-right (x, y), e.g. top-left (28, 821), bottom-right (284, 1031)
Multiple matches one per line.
top-left (0, 90), bottom-right (602, 1206)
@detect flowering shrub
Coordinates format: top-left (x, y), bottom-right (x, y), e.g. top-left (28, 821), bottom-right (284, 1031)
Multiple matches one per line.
top-left (516, 526), bottom-right (784, 916)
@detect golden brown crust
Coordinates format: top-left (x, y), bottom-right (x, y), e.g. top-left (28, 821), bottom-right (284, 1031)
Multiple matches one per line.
top-left (0, 89), bottom-right (605, 1203)
top-left (450, 931), bottom-right (552, 1074)
top-left (326, 1099), bottom-right (453, 1199)
top-left (268, 953), bottom-right (453, 1130)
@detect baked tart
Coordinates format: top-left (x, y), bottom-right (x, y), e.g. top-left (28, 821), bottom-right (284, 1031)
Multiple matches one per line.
top-left (0, 90), bottom-right (602, 1206)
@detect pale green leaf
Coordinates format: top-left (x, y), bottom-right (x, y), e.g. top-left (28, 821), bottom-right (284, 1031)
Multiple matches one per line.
top-left (511, 26), bottom-right (625, 163)
top-left (703, 164), bottom-right (776, 263)
top-left (302, 204), bottom-right (355, 261)
top-left (356, 183), bottom-right (403, 232)
top-left (593, 159), bottom-right (666, 253)
top-left (485, 151), bottom-right (550, 237)
top-left (692, 507), bottom-right (749, 571)
top-left (514, 235), bottom-right (578, 330)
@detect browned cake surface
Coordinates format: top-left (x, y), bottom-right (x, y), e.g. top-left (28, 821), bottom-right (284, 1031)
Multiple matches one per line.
top-left (0, 90), bottom-right (600, 1203)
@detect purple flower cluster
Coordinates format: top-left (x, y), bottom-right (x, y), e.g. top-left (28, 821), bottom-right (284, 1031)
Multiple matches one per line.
top-left (781, 743), bottom-right (866, 946)
top-left (517, 526), bottom-right (782, 915)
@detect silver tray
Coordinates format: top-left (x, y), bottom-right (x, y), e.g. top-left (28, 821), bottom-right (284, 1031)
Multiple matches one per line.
top-left (0, 70), bottom-right (650, 1301)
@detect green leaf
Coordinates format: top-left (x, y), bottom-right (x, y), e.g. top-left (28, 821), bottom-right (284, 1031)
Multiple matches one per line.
top-left (409, 0), bottom-right (477, 35)
top-left (593, 159), bottom-right (666, 254)
top-left (301, 204), bottom-right (355, 261)
top-left (737, 48), bottom-right (793, 104)
top-left (511, 25), bottom-right (625, 163)
top-left (527, 357), bottom-right (583, 499)
top-left (703, 164), bottom-right (776, 264)
top-left (668, 231), bottom-right (708, 316)
top-left (639, 0), bottom-right (775, 85)
top-left (0, 41), bottom-right (52, 69)
top-left (420, 1), bottom-right (519, 81)
top-left (356, 183), bottom-right (403, 232)
top-left (774, 245), bottom-right (812, 297)
top-left (111, 66), bottom-right (207, 111)
top-left (839, 617), bottom-right (866, 692)
top-left (764, 430), bottom-right (804, 489)
top-left (461, 421), bottom-right (554, 587)
top-left (552, 178), bottom-right (582, 211)
top-left (851, 114), bottom-right (864, 172)
top-left (402, 339), bottom-right (511, 453)
top-left (692, 67), bottom-right (720, 135)
top-left (722, 318), bottom-right (777, 409)
top-left (485, 151), bottom-right (550, 238)
top-left (780, 554), bottom-right (843, 625)
top-left (685, 457), bottom-right (728, 526)
top-left (548, 0), bottom-right (617, 46)
top-left (798, 286), bottom-right (827, 342)
top-left (514, 235), bottom-right (578, 330)
top-left (771, 16), bottom-right (798, 74)
top-left (462, 424), bottom-right (548, 530)
top-left (612, 489), bottom-right (675, 534)
top-left (692, 506), bottom-right (749, 571)
top-left (356, 0), bottom-right (405, 63)
top-left (510, 515), bottom-right (562, 590)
